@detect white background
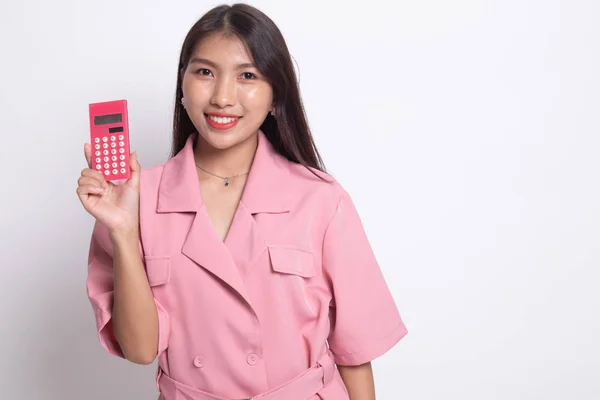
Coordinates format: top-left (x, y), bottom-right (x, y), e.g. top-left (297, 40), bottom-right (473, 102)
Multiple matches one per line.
top-left (0, 0), bottom-right (598, 399)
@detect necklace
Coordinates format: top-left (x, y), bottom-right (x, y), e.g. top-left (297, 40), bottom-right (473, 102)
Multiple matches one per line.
top-left (195, 162), bottom-right (249, 186)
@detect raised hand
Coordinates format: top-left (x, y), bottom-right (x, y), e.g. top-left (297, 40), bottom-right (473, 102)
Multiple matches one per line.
top-left (76, 143), bottom-right (141, 234)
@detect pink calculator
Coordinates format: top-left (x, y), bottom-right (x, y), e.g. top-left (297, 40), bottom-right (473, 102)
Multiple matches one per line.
top-left (88, 99), bottom-right (131, 180)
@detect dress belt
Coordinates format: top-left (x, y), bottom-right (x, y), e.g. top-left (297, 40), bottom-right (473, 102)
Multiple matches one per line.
top-left (156, 350), bottom-right (336, 400)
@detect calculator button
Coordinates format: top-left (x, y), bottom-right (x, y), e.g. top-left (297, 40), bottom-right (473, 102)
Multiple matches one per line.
top-left (103, 143), bottom-right (109, 149)
top-left (94, 144), bottom-right (100, 150)
top-left (95, 164), bottom-right (102, 170)
top-left (112, 162), bottom-right (117, 168)
top-left (104, 170), bottom-right (110, 175)
top-left (104, 163), bottom-right (110, 169)
top-left (120, 168), bottom-right (127, 174)
top-left (110, 136), bottom-right (116, 141)
top-left (119, 155), bottom-right (125, 160)
top-left (94, 138), bottom-right (100, 143)
top-left (102, 137), bottom-right (108, 142)
top-left (95, 151), bottom-right (100, 156)
top-left (120, 161), bottom-right (126, 167)
top-left (95, 158), bottom-right (101, 163)
top-left (103, 156), bottom-right (109, 162)
top-left (112, 156), bottom-right (117, 161)
top-left (103, 150), bottom-right (109, 155)
top-left (119, 148), bottom-right (125, 153)
top-left (112, 169), bottom-right (118, 175)
top-left (119, 141), bottom-right (125, 147)
top-left (110, 142), bottom-right (116, 148)
top-left (118, 135), bottom-right (124, 140)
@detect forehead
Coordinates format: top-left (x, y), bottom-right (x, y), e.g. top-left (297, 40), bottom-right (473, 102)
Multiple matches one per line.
top-left (191, 32), bottom-right (253, 64)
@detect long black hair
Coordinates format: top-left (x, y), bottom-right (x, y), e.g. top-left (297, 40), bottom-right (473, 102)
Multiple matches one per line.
top-left (170, 3), bottom-right (327, 177)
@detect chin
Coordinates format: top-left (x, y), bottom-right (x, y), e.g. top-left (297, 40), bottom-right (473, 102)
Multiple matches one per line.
top-left (197, 127), bottom-right (255, 151)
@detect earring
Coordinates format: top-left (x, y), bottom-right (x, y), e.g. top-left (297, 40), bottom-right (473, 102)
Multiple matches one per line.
top-left (181, 97), bottom-right (185, 107)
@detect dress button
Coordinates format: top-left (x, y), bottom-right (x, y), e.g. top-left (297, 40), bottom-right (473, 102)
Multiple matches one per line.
top-left (193, 356), bottom-right (204, 368)
top-left (246, 353), bottom-right (259, 365)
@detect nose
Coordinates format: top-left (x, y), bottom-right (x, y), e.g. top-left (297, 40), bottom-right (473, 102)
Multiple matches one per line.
top-left (210, 75), bottom-right (236, 108)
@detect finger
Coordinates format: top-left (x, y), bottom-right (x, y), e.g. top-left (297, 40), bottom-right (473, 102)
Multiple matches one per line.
top-left (81, 167), bottom-right (104, 180)
top-left (78, 176), bottom-right (105, 191)
top-left (84, 143), bottom-right (92, 168)
top-left (128, 151), bottom-right (141, 187)
top-left (81, 168), bottom-right (109, 187)
top-left (76, 184), bottom-right (105, 200)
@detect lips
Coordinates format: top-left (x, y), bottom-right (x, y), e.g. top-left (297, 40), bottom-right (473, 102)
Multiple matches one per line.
top-left (205, 113), bottom-right (241, 130)
top-left (206, 112), bottom-right (241, 118)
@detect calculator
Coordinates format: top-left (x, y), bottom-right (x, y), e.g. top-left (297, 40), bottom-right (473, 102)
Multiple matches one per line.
top-left (88, 99), bottom-right (131, 180)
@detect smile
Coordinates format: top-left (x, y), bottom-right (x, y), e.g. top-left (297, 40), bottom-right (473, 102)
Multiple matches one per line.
top-left (205, 114), bottom-right (241, 130)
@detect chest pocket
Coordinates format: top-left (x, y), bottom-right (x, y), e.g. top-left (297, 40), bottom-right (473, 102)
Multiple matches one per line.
top-left (268, 246), bottom-right (318, 318)
top-left (268, 246), bottom-right (315, 278)
top-left (144, 256), bottom-right (171, 286)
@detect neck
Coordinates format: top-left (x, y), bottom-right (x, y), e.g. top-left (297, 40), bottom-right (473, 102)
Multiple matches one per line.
top-left (193, 132), bottom-right (258, 177)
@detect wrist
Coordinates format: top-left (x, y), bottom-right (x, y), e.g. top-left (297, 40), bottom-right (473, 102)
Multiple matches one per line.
top-left (108, 222), bottom-right (139, 243)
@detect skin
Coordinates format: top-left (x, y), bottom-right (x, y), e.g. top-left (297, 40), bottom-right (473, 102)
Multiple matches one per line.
top-left (338, 363), bottom-right (376, 399)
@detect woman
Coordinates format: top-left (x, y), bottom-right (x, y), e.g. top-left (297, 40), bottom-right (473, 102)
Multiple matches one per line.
top-left (77, 4), bottom-right (407, 399)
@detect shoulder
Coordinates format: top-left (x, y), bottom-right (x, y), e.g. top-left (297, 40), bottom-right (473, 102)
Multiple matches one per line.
top-left (284, 160), bottom-right (352, 219)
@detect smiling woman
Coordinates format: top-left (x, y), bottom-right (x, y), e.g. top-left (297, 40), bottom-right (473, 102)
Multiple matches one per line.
top-left (170, 4), bottom-right (327, 177)
top-left (188, 59), bottom-right (255, 132)
top-left (78, 3), bottom-right (407, 400)
top-left (180, 33), bottom-right (273, 148)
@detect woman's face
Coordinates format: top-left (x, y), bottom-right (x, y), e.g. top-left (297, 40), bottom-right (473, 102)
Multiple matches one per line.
top-left (181, 32), bottom-right (274, 150)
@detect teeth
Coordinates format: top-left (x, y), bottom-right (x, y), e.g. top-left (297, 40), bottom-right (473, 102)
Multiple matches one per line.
top-left (208, 115), bottom-right (238, 124)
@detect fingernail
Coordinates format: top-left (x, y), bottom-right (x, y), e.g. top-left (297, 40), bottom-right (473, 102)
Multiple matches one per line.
top-left (91, 187), bottom-right (104, 194)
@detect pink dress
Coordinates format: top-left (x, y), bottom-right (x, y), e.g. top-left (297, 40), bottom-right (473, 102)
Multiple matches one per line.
top-left (86, 130), bottom-right (408, 399)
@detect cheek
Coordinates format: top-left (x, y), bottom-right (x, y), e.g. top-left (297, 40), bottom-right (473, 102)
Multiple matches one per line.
top-left (239, 85), bottom-right (273, 109)
top-left (190, 90), bottom-right (211, 106)
top-left (182, 77), bottom-right (211, 103)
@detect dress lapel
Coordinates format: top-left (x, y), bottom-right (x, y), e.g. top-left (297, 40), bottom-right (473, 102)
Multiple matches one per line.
top-left (225, 130), bottom-right (292, 279)
top-left (156, 130), bottom-right (292, 303)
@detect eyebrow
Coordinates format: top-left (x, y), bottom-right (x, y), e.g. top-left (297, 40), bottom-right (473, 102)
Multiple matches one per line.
top-left (189, 57), bottom-right (256, 70)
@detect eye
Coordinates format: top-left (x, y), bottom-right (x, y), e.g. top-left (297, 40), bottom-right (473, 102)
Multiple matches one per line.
top-left (241, 72), bottom-right (257, 80)
top-left (195, 68), bottom-right (212, 76)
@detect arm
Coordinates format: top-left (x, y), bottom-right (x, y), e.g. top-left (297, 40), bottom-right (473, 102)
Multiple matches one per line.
top-left (110, 228), bottom-right (159, 365)
top-left (338, 362), bottom-right (376, 400)
top-left (322, 190), bottom-right (407, 397)
top-left (81, 146), bottom-right (168, 364)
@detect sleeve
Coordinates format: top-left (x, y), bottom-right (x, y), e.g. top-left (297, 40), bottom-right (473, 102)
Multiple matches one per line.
top-left (85, 219), bottom-right (170, 359)
top-left (323, 190), bottom-right (408, 366)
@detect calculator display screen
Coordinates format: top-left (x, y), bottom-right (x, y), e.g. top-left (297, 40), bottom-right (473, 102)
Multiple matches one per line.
top-left (94, 113), bottom-right (122, 125)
